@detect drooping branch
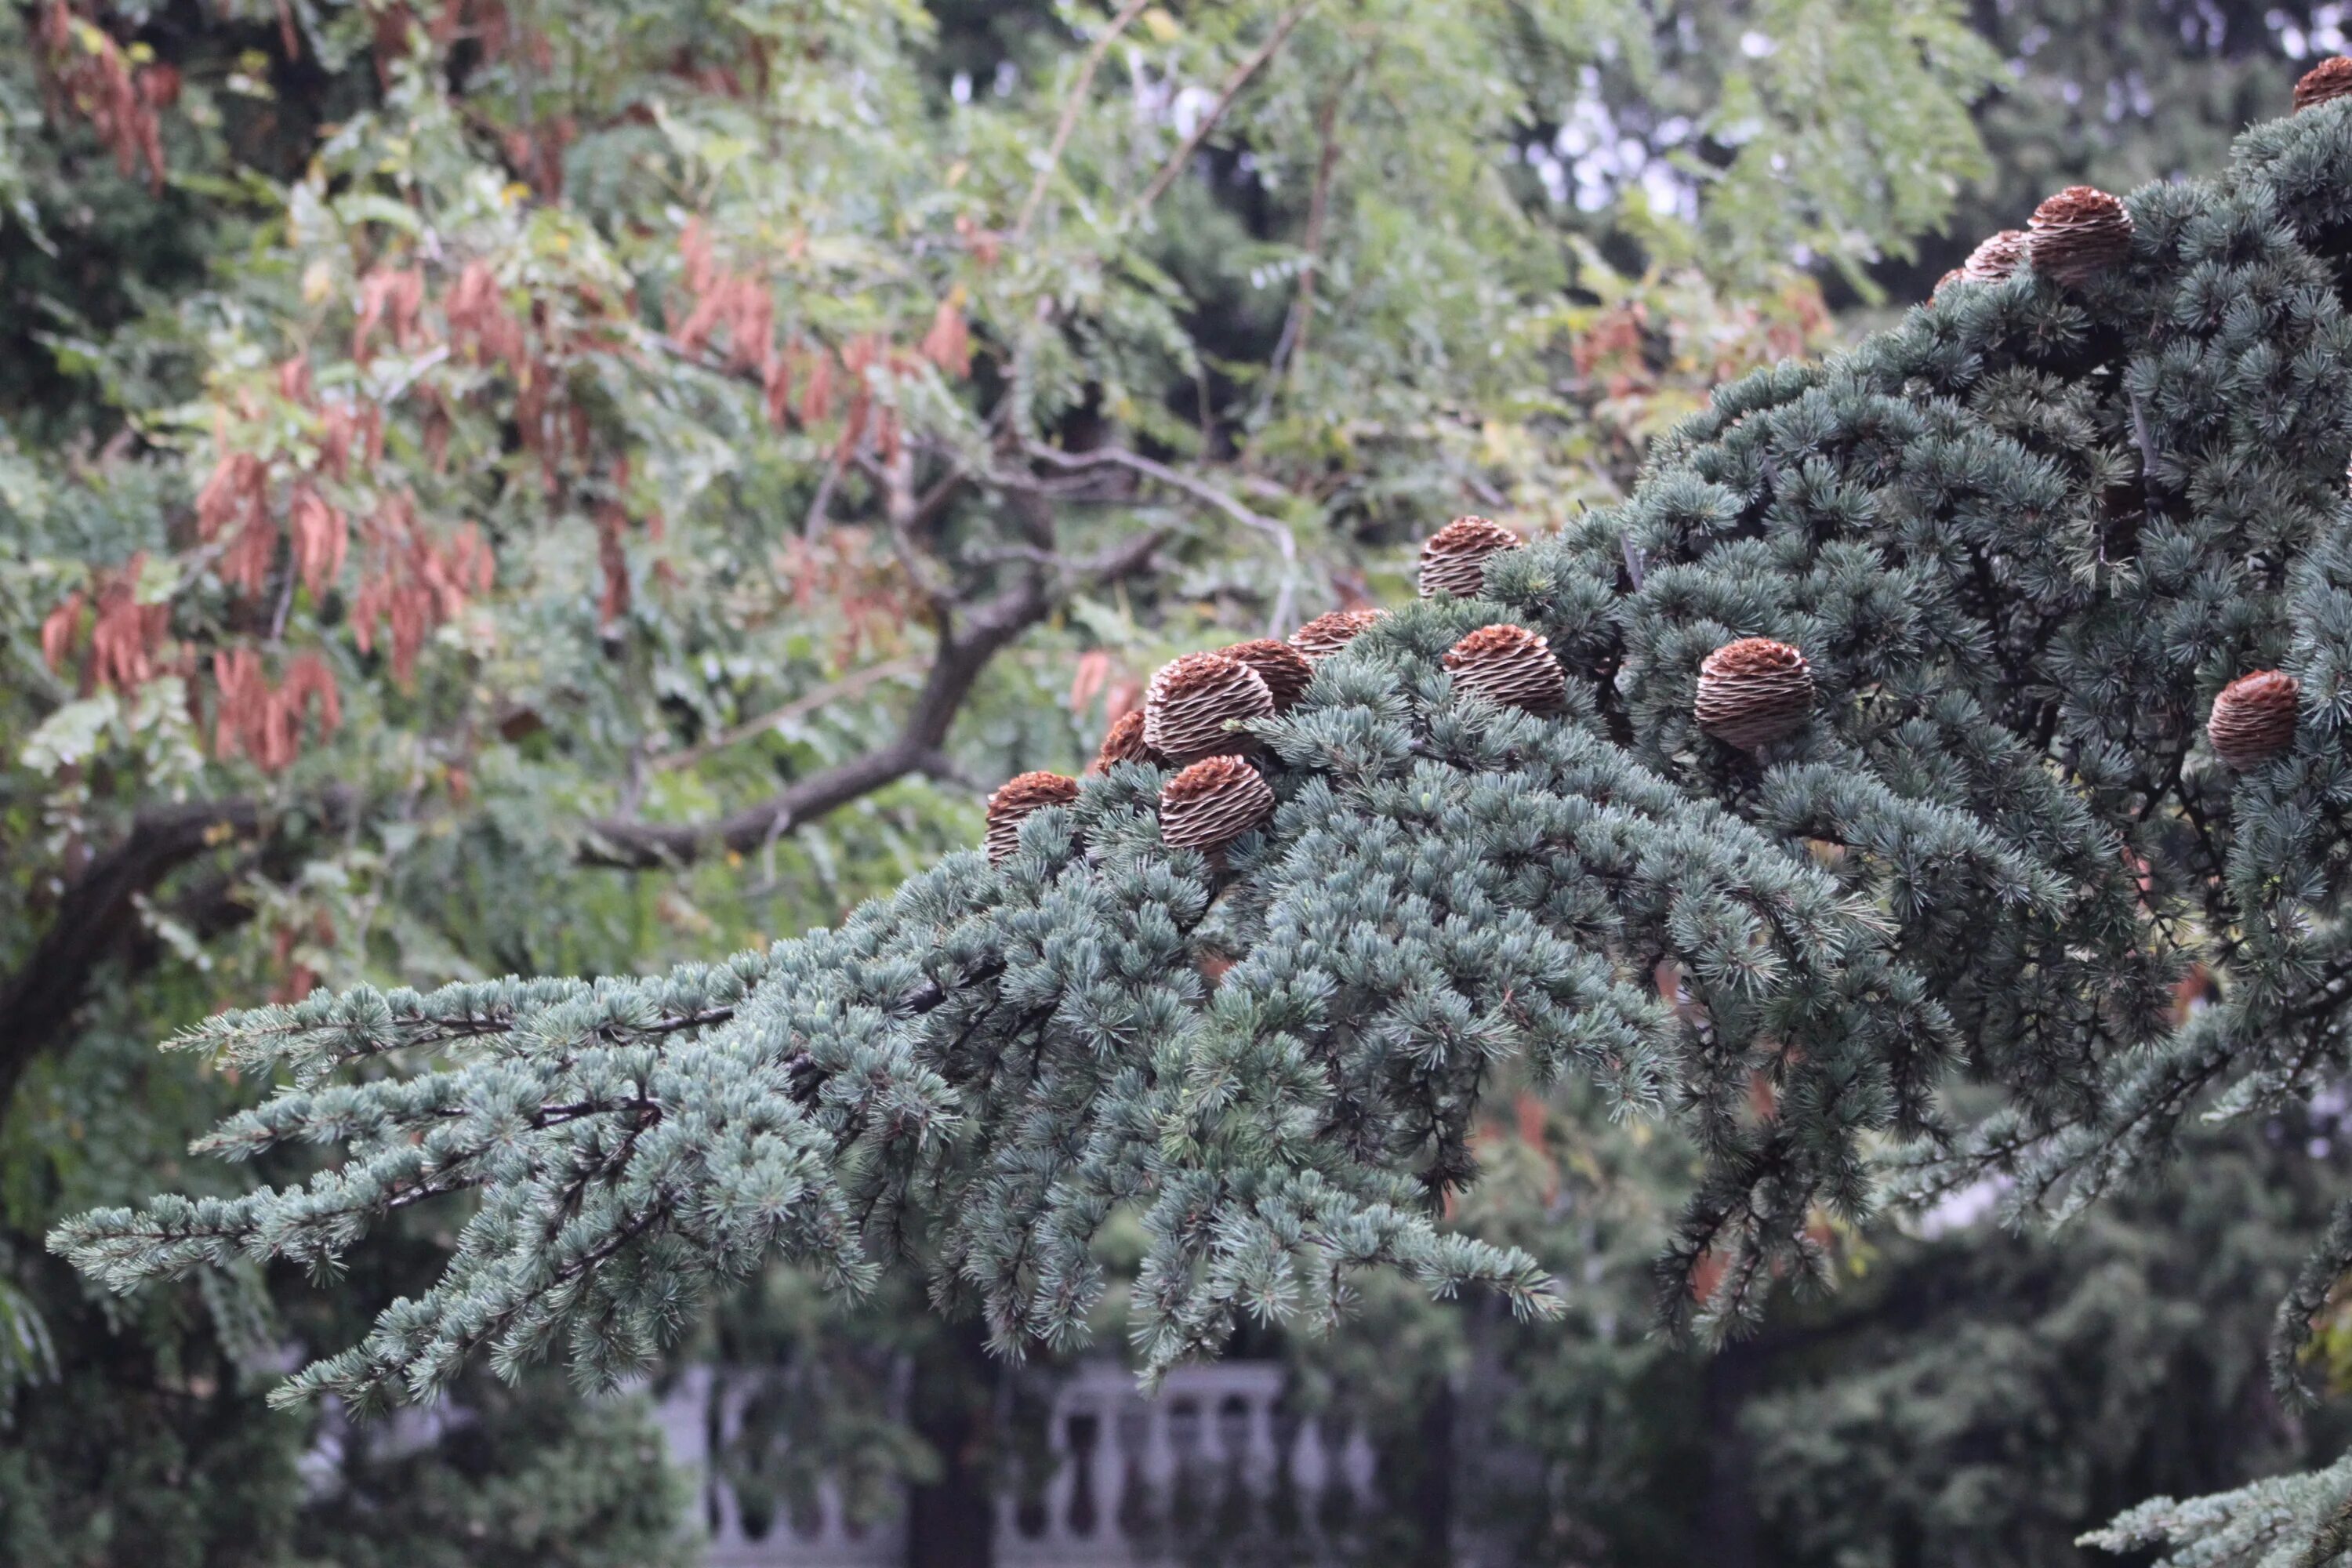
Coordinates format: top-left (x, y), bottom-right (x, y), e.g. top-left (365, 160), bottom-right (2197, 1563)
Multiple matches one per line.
top-left (0, 792), bottom-right (353, 1113)
top-left (582, 516), bottom-right (1165, 869)
top-left (1023, 441), bottom-right (1297, 629)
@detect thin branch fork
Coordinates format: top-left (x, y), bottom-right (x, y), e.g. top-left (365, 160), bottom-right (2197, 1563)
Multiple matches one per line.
top-left (1023, 440), bottom-right (1296, 629)
top-left (581, 563), bottom-right (1057, 869)
top-left (1274, 45), bottom-right (1376, 390)
top-left (0, 790), bottom-right (355, 1113)
top-left (1013, 0), bottom-right (1154, 243)
top-left (1128, 1), bottom-right (1319, 219)
top-left (652, 657), bottom-right (925, 775)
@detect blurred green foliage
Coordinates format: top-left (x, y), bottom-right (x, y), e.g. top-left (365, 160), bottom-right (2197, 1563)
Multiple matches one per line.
top-left (3, 0), bottom-right (2335, 1563)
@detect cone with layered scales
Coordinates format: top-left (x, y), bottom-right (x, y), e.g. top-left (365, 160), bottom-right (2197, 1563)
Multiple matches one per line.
top-left (2208, 670), bottom-right (2299, 769)
top-left (2296, 56), bottom-right (2352, 111)
top-left (1143, 652), bottom-right (1274, 765)
top-left (984, 771), bottom-right (1080, 864)
top-left (1961, 229), bottom-right (2026, 284)
top-left (1444, 624), bottom-right (1566, 717)
top-left (2026, 187), bottom-right (2132, 286)
top-left (1289, 608), bottom-right (1385, 663)
top-left (1158, 755), bottom-right (1275, 854)
top-left (1088, 708), bottom-right (1156, 774)
top-left (1417, 516), bottom-right (1521, 599)
top-left (1216, 638), bottom-right (1314, 713)
top-left (1695, 637), bottom-right (1813, 751)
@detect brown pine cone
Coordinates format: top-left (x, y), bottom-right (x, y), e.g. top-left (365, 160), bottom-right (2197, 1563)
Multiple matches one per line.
top-left (1159, 755), bottom-right (1275, 855)
top-left (2208, 670), bottom-right (2299, 769)
top-left (1443, 624), bottom-right (1566, 717)
top-left (1417, 516), bottom-right (1521, 600)
top-left (1932, 267), bottom-right (1965, 299)
top-left (985, 771), bottom-right (1081, 865)
top-left (1695, 637), bottom-right (1813, 752)
top-left (1143, 652), bottom-right (1275, 765)
top-left (1217, 638), bottom-right (1315, 713)
top-left (1289, 608), bottom-right (1385, 663)
top-left (1088, 708), bottom-right (1156, 774)
top-left (1960, 229), bottom-right (2026, 284)
top-left (2025, 187), bottom-right (2132, 286)
top-left (2296, 57), bottom-right (2352, 111)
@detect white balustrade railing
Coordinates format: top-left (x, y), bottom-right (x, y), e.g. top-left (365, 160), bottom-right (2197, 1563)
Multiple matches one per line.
top-left (652, 1359), bottom-right (1378, 1567)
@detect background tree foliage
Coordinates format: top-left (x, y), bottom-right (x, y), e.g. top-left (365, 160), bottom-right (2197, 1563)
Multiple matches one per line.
top-left (7, 2), bottom-right (2347, 1566)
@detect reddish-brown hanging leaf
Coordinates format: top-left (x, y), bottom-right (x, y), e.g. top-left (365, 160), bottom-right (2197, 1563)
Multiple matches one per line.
top-left (319, 402), bottom-right (357, 481)
top-left (39, 3), bottom-right (169, 191)
top-left (726, 276), bottom-right (774, 373)
top-left (955, 214), bottom-right (1003, 267)
top-left (140, 63), bottom-right (180, 110)
top-left (223, 515), bottom-right (278, 597)
top-left (445, 260), bottom-right (524, 365)
top-left (277, 356), bottom-right (314, 407)
top-left (920, 289), bottom-right (972, 377)
top-left (211, 646), bottom-right (260, 760)
top-left (281, 652), bottom-right (341, 739)
top-left (800, 347), bottom-right (837, 426)
top-left (762, 347), bottom-right (794, 430)
top-left (673, 277), bottom-right (728, 354)
top-left (85, 555), bottom-right (169, 694)
top-left (42, 591), bottom-right (85, 673)
top-left (196, 452), bottom-right (267, 543)
top-left (1069, 648), bottom-right (1113, 712)
top-left (290, 485), bottom-right (348, 596)
top-left (596, 499), bottom-right (631, 626)
top-left (367, 2), bottom-right (416, 86)
top-left (680, 216), bottom-right (716, 297)
top-left (353, 266), bottom-right (426, 363)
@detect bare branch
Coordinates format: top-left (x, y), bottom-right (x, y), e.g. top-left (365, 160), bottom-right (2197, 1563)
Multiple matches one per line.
top-left (803, 447), bottom-right (847, 539)
top-left (880, 445), bottom-right (961, 617)
top-left (1130, 2), bottom-right (1317, 218)
top-left (651, 658), bottom-right (927, 775)
top-left (0, 792), bottom-right (356, 1113)
top-left (582, 568), bottom-right (1058, 869)
top-left (1275, 49), bottom-right (1374, 390)
top-left (1012, 0), bottom-right (1153, 243)
top-left (1023, 441), bottom-right (1296, 629)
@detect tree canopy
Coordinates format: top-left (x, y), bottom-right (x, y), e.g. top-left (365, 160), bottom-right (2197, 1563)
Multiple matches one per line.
top-left (0, 2), bottom-right (2010, 1562)
top-left (47, 21), bottom-right (2352, 1561)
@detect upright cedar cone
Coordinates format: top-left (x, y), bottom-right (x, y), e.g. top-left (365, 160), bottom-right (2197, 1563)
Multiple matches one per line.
top-left (1961, 229), bottom-right (2026, 284)
top-left (1217, 638), bottom-right (1314, 712)
top-left (985, 771), bottom-right (1080, 865)
top-left (1443, 624), bottom-right (1566, 716)
top-left (1289, 608), bottom-right (1385, 663)
top-left (1158, 755), bottom-right (1275, 854)
top-left (1417, 516), bottom-right (1521, 599)
top-left (1089, 708), bottom-right (1156, 774)
top-left (1144, 652), bottom-right (1274, 764)
top-left (2026, 187), bottom-right (2132, 286)
top-left (2208, 670), bottom-right (2299, 769)
top-left (1695, 637), bottom-right (1813, 751)
top-left (2296, 57), bottom-right (2352, 111)
top-left (1932, 267), bottom-right (1965, 298)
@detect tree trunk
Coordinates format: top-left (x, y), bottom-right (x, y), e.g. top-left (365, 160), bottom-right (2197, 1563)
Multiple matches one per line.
top-left (1695, 1340), bottom-right (1762, 1568)
top-left (905, 1320), bottom-right (997, 1568)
